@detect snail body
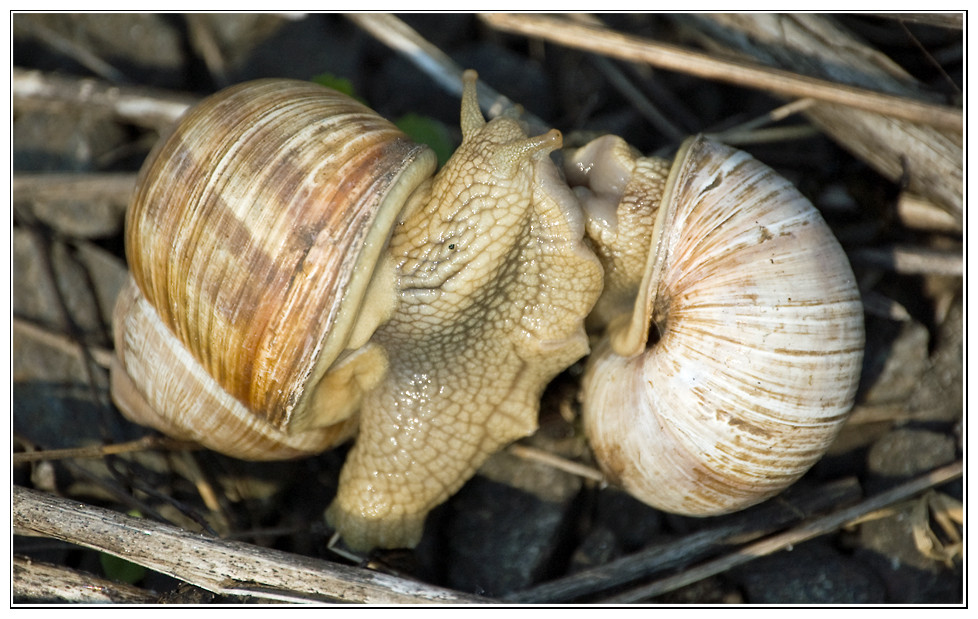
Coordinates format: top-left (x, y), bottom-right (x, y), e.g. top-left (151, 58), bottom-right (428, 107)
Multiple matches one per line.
top-left (566, 135), bottom-right (865, 515)
top-left (111, 72), bottom-right (603, 550)
top-left (112, 79), bottom-right (426, 460)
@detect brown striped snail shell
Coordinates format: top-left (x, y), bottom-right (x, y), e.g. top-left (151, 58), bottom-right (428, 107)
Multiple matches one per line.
top-left (566, 134), bottom-right (865, 516)
top-left (112, 79), bottom-right (427, 461)
top-left (111, 73), bottom-right (604, 551)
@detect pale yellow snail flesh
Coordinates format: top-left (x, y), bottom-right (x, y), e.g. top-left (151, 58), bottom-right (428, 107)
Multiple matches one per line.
top-left (111, 71), bottom-right (603, 551)
top-left (566, 135), bottom-right (865, 516)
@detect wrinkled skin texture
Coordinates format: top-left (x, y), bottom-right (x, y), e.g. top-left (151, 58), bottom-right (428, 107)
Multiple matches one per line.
top-left (324, 72), bottom-right (603, 550)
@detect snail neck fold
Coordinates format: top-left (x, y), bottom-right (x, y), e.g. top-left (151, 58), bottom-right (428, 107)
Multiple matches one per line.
top-left (564, 134), bottom-right (686, 358)
top-left (324, 83), bottom-right (603, 551)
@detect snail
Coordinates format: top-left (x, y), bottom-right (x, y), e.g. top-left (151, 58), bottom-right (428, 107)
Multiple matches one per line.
top-left (564, 134), bottom-right (865, 516)
top-left (110, 71), bottom-right (603, 551)
top-left (110, 69), bottom-right (864, 552)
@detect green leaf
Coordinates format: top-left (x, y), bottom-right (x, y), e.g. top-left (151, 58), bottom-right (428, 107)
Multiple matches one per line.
top-left (99, 509), bottom-right (147, 584)
top-left (396, 113), bottom-right (456, 167)
top-left (311, 73), bottom-right (365, 103)
top-left (100, 551), bottom-right (147, 585)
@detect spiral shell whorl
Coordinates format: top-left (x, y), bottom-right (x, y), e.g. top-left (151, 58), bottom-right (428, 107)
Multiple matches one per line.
top-left (582, 137), bottom-right (864, 516)
top-left (124, 79), bottom-right (435, 432)
top-left (111, 278), bottom-right (359, 459)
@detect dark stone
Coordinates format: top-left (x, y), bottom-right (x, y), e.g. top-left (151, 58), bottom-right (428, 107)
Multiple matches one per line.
top-left (591, 487), bottom-right (664, 553)
top-left (436, 474), bottom-right (578, 597)
top-left (865, 428), bottom-right (957, 493)
top-left (568, 525), bottom-right (621, 574)
top-left (855, 501), bottom-right (963, 603)
top-left (730, 539), bottom-right (886, 604)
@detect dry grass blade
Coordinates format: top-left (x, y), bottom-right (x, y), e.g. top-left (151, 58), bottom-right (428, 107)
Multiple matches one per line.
top-left (601, 460), bottom-right (962, 603)
top-left (858, 292), bottom-right (913, 322)
top-left (13, 486), bottom-right (492, 604)
top-left (480, 13), bottom-right (961, 132)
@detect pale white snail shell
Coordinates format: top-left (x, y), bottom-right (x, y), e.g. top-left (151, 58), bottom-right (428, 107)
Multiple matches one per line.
top-left (571, 135), bottom-right (865, 516)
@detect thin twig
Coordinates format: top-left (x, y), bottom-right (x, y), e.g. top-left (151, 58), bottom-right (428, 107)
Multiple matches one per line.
top-left (168, 450), bottom-right (223, 514)
top-left (346, 14), bottom-right (466, 99)
top-left (705, 97), bottom-right (817, 142)
top-left (602, 460), bottom-right (962, 602)
top-left (506, 476), bottom-right (861, 603)
top-left (859, 291), bottom-right (913, 322)
top-left (851, 245), bottom-right (963, 276)
top-left (13, 172), bottom-right (137, 208)
top-left (705, 124), bottom-right (820, 146)
top-left (13, 67), bottom-right (196, 130)
top-left (22, 225), bottom-right (117, 441)
top-left (14, 18), bottom-right (130, 84)
top-left (13, 317), bottom-right (114, 369)
top-left (480, 14), bottom-right (962, 132)
top-left (347, 13), bottom-right (550, 134)
top-left (13, 435), bottom-right (198, 465)
top-left (13, 486), bottom-right (492, 604)
top-left (872, 13), bottom-right (963, 29)
top-left (589, 54), bottom-right (686, 142)
top-left (185, 14), bottom-right (230, 89)
top-left (562, 12), bottom-right (691, 137)
top-left (895, 20), bottom-right (961, 97)
top-left (688, 13), bottom-right (962, 222)
top-left (843, 403), bottom-right (916, 426)
top-left (895, 193), bottom-right (963, 233)
top-left (507, 443), bottom-right (605, 483)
